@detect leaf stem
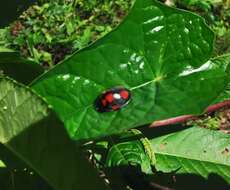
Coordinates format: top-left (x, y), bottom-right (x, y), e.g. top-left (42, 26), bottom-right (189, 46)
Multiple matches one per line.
top-left (150, 100), bottom-right (230, 127)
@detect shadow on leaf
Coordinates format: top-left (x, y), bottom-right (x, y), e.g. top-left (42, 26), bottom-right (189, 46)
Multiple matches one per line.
top-left (104, 165), bottom-right (230, 190)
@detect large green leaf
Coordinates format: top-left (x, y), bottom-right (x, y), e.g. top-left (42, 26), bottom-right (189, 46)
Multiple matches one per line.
top-left (0, 77), bottom-right (110, 190)
top-left (151, 127), bottom-right (230, 184)
top-left (31, 0), bottom-right (229, 140)
top-left (0, 48), bottom-right (44, 85)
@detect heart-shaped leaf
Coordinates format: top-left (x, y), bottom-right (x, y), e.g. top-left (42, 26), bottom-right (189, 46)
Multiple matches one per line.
top-left (151, 127), bottom-right (230, 184)
top-left (32, 0), bottom-right (229, 140)
top-left (0, 77), bottom-right (110, 190)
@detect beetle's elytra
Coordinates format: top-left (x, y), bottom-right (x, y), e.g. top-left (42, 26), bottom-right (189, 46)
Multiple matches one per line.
top-left (94, 87), bottom-right (131, 113)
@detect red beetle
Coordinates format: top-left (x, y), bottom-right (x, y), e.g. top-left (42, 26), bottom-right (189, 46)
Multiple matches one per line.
top-left (94, 87), bottom-right (131, 113)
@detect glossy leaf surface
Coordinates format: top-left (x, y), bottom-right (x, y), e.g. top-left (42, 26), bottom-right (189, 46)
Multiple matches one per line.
top-left (32, 0), bottom-right (229, 140)
top-left (151, 127), bottom-right (230, 184)
top-left (0, 77), bottom-right (110, 190)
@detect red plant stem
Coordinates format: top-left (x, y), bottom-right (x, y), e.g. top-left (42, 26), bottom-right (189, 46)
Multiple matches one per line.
top-left (150, 115), bottom-right (196, 128)
top-left (205, 100), bottom-right (230, 113)
top-left (150, 100), bottom-right (230, 128)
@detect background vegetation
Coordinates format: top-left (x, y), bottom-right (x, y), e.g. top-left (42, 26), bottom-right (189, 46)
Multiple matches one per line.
top-left (0, 0), bottom-right (229, 68)
top-left (0, 0), bottom-right (230, 190)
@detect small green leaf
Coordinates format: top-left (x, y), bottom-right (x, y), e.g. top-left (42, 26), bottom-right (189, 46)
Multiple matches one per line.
top-left (0, 160), bottom-right (6, 168)
top-left (151, 127), bottom-right (230, 184)
top-left (105, 129), bottom-right (155, 174)
top-left (31, 0), bottom-right (229, 141)
top-left (66, 21), bottom-right (75, 35)
top-left (106, 138), bottom-right (153, 174)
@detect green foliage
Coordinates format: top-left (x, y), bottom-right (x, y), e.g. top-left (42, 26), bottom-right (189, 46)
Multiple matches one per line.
top-left (0, 0), bottom-right (133, 67)
top-left (31, 0), bottom-right (230, 141)
top-left (151, 127), bottom-right (230, 183)
top-left (0, 0), bottom-right (230, 189)
top-left (93, 125), bottom-right (230, 188)
top-left (176, 0), bottom-right (222, 11)
top-left (106, 139), bottom-right (153, 174)
top-left (173, 0), bottom-right (230, 55)
top-left (192, 116), bottom-right (220, 130)
top-left (105, 129), bottom-right (155, 174)
top-left (0, 77), bottom-right (110, 190)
